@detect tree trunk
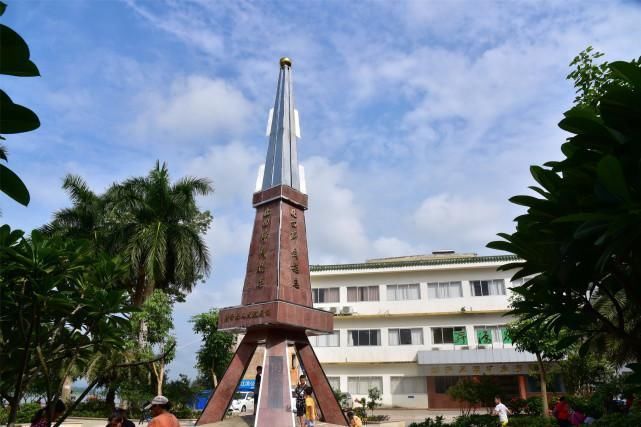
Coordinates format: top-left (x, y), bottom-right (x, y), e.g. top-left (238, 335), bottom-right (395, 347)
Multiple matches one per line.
top-left (536, 352), bottom-right (550, 417)
top-left (211, 369), bottom-right (218, 388)
top-left (157, 362), bottom-right (164, 395)
top-left (106, 385), bottom-right (117, 412)
top-left (132, 268), bottom-right (148, 307)
top-left (61, 376), bottom-right (73, 402)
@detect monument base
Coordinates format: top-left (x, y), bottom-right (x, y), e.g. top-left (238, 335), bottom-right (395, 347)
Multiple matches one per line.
top-left (218, 301), bottom-right (333, 333)
top-left (196, 329), bottom-right (347, 427)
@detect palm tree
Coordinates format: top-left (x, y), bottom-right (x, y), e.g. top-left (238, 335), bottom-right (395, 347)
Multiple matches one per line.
top-left (105, 161), bottom-right (213, 305)
top-left (46, 161), bottom-right (213, 306)
top-left (42, 175), bottom-right (106, 244)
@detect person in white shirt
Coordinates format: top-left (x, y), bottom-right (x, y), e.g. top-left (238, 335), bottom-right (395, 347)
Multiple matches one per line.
top-left (493, 396), bottom-right (512, 426)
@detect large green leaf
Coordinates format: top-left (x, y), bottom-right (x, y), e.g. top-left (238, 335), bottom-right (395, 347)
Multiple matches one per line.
top-left (0, 24), bottom-right (40, 77)
top-left (0, 90), bottom-right (40, 134)
top-left (610, 61), bottom-right (641, 89)
top-left (597, 155), bottom-right (630, 201)
top-left (0, 163), bottom-right (30, 205)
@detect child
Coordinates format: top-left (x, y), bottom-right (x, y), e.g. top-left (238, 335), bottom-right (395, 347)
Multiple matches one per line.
top-left (347, 411), bottom-right (363, 427)
top-left (304, 387), bottom-right (316, 427)
top-left (493, 396), bottom-right (511, 426)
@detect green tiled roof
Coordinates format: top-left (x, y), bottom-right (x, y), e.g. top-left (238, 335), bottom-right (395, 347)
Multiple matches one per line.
top-left (309, 255), bottom-right (520, 272)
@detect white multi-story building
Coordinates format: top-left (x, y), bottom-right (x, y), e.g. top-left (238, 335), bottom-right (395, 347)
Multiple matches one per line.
top-left (307, 252), bottom-right (541, 409)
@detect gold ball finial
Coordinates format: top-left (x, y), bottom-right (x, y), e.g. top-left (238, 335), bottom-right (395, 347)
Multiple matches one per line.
top-left (280, 57), bottom-right (292, 68)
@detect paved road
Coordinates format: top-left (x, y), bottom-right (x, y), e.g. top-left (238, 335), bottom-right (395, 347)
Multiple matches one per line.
top-left (64, 409), bottom-right (463, 427)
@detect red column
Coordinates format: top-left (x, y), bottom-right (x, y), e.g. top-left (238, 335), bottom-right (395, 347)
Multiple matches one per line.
top-left (518, 375), bottom-right (527, 399)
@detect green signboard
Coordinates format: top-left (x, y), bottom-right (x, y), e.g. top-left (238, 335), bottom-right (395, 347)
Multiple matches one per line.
top-left (501, 327), bottom-right (512, 344)
top-left (476, 329), bottom-right (492, 345)
top-left (453, 329), bottom-right (468, 345)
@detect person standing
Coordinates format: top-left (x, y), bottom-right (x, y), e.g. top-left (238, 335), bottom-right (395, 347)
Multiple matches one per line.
top-left (113, 408), bottom-right (135, 427)
top-left (304, 387), bottom-right (316, 427)
top-left (294, 375), bottom-right (308, 427)
top-left (552, 396), bottom-right (571, 427)
top-left (346, 411), bottom-right (363, 427)
top-left (145, 396), bottom-right (179, 427)
top-left (254, 365), bottom-right (262, 410)
top-left (493, 396), bottom-right (511, 426)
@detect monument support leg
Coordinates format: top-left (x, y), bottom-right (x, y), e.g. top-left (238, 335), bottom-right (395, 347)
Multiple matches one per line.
top-left (196, 332), bottom-right (259, 425)
top-left (294, 332), bottom-right (348, 426)
top-left (255, 331), bottom-right (295, 427)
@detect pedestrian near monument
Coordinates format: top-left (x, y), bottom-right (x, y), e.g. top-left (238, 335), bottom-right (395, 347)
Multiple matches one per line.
top-left (254, 365), bottom-right (262, 409)
top-left (145, 396), bottom-right (179, 427)
top-left (294, 375), bottom-right (308, 426)
top-left (552, 396), bottom-right (571, 427)
top-left (30, 400), bottom-right (66, 427)
top-left (113, 408), bottom-right (135, 427)
top-left (493, 396), bottom-right (511, 426)
top-left (304, 387), bottom-right (316, 427)
top-left (347, 411), bottom-right (363, 427)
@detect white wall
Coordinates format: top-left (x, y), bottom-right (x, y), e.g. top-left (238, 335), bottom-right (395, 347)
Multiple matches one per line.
top-left (311, 264), bottom-right (518, 316)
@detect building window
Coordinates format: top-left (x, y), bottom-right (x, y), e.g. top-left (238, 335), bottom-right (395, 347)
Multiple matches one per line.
top-left (327, 376), bottom-right (341, 391)
top-left (347, 286), bottom-right (380, 302)
top-left (347, 376), bottom-right (383, 395)
top-left (470, 279), bottom-right (506, 296)
top-left (432, 327), bottom-right (467, 345)
top-left (391, 377), bottom-right (427, 394)
top-left (474, 325), bottom-right (510, 345)
top-left (387, 284), bottom-right (420, 301)
top-left (434, 376), bottom-right (460, 393)
top-left (309, 330), bottom-right (340, 347)
top-left (389, 328), bottom-right (423, 345)
top-left (312, 287), bottom-right (340, 303)
top-left (427, 282), bottom-right (463, 299)
top-left (347, 329), bottom-right (381, 346)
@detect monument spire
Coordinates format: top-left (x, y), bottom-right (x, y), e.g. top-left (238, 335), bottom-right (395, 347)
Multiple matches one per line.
top-left (196, 58), bottom-right (347, 427)
top-left (262, 57), bottom-right (301, 191)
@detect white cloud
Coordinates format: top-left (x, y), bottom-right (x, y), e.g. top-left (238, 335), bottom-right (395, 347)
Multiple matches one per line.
top-left (131, 76), bottom-right (254, 142)
top-left (125, 0), bottom-right (224, 56)
top-left (185, 141), bottom-right (262, 204)
top-left (304, 156), bottom-right (370, 263)
top-left (413, 194), bottom-right (507, 250)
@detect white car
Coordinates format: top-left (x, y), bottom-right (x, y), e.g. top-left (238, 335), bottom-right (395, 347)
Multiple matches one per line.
top-left (229, 391), bottom-right (254, 412)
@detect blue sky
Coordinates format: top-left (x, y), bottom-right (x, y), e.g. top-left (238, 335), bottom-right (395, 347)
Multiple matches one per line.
top-left (2, 0), bottom-right (641, 379)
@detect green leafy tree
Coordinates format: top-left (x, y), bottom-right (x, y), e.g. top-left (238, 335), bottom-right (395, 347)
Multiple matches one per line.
top-left (0, 225), bottom-right (132, 426)
top-left (507, 318), bottom-right (566, 416)
top-left (46, 162), bottom-right (213, 305)
top-left (488, 58), bottom-right (641, 366)
top-left (191, 309), bottom-right (236, 388)
top-left (164, 374), bottom-right (200, 412)
top-left (446, 377), bottom-right (501, 416)
top-left (366, 387), bottom-right (382, 417)
top-left (0, 1), bottom-right (41, 206)
top-left (567, 46), bottom-right (641, 110)
top-left (554, 349), bottom-right (615, 396)
top-left (136, 290), bottom-right (175, 395)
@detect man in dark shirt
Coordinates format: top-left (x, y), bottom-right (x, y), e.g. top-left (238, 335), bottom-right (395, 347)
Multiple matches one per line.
top-left (254, 366), bottom-right (262, 410)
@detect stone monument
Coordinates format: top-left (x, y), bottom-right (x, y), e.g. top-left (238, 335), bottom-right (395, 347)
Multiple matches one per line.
top-left (196, 58), bottom-right (347, 427)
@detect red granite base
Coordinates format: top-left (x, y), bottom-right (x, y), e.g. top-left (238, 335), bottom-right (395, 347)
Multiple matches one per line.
top-left (218, 301), bottom-right (333, 333)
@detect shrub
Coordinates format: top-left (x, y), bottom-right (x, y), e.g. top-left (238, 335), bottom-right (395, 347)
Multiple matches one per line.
top-left (408, 416), bottom-right (446, 427)
top-left (508, 397), bottom-right (528, 415)
top-left (451, 413), bottom-right (495, 427)
top-left (353, 405), bottom-right (367, 420)
top-left (72, 400), bottom-right (111, 418)
top-left (366, 387), bottom-right (382, 416)
top-left (507, 416), bottom-right (556, 427)
top-left (171, 406), bottom-right (198, 419)
top-left (364, 414), bottom-right (390, 423)
top-left (524, 396), bottom-right (544, 416)
top-left (592, 412), bottom-right (641, 426)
